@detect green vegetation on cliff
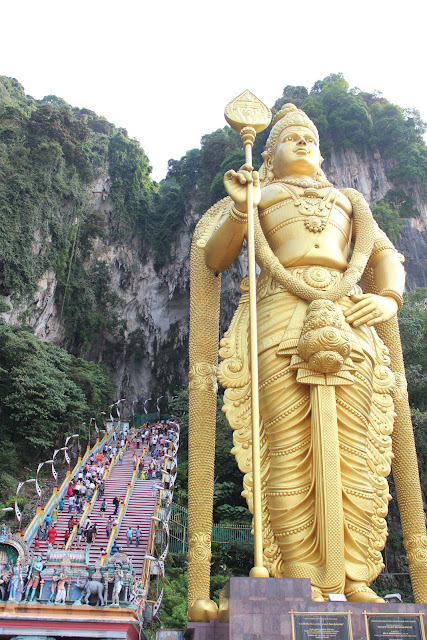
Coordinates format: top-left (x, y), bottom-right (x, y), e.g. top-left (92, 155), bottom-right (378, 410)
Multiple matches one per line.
top-left (0, 321), bottom-right (114, 508)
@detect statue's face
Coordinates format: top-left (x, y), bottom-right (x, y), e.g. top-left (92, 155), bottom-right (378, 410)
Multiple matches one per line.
top-left (272, 125), bottom-right (320, 179)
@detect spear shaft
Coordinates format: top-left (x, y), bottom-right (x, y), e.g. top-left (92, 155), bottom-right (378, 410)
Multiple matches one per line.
top-left (238, 126), bottom-right (268, 577)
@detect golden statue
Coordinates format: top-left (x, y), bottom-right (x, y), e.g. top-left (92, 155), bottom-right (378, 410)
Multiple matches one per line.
top-left (188, 100), bottom-right (427, 620)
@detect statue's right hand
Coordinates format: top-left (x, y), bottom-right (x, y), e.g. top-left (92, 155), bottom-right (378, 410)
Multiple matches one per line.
top-left (224, 164), bottom-right (261, 212)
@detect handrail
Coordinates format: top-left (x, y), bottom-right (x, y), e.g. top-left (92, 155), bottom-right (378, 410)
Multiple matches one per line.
top-left (103, 454), bottom-right (140, 564)
top-left (24, 426), bottom-right (118, 545)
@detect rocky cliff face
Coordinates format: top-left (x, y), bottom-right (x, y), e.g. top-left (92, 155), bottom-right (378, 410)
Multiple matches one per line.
top-left (325, 147), bottom-right (427, 290)
top-left (3, 147), bottom-right (427, 408)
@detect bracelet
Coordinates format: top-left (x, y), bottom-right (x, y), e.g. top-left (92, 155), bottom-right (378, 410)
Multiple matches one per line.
top-left (229, 206), bottom-right (247, 224)
top-left (379, 289), bottom-right (404, 310)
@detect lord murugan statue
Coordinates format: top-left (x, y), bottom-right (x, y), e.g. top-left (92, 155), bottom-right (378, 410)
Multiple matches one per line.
top-left (188, 99), bottom-right (427, 620)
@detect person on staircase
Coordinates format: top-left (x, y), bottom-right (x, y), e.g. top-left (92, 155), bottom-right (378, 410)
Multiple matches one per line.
top-left (135, 526), bottom-right (141, 547)
top-left (48, 525), bottom-right (57, 547)
top-left (106, 516), bottom-right (113, 539)
top-left (126, 526), bottom-right (133, 546)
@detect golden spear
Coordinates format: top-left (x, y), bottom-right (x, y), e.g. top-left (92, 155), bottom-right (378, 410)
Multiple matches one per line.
top-left (225, 90), bottom-right (271, 577)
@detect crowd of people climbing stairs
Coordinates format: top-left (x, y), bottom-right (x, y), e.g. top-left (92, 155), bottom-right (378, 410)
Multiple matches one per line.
top-left (32, 420), bottom-right (178, 570)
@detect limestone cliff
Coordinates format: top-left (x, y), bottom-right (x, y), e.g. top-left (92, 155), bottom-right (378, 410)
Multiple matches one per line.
top-left (324, 147), bottom-right (427, 289)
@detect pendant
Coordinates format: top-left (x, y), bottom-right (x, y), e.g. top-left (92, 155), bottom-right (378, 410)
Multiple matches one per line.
top-left (304, 216), bottom-right (326, 232)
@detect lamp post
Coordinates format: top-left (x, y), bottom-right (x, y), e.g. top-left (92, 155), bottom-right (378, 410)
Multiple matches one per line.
top-left (87, 417), bottom-right (97, 448)
top-left (15, 478), bottom-right (36, 533)
top-left (65, 434), bottom-right (80, 463)
top-left (143, 398), bottom-right (151, 423)
top-left (35, 459), bottom-right (54, 505)
top-left (110, 399), bottom-right (126, 429)
top-left (156, 396), bottom-right (163, 422)
top-left (51, 447), bottom-right (68, 485)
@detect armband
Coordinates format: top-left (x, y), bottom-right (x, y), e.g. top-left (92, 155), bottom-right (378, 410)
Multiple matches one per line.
top-left (379, 289), bottom-right (404, 310)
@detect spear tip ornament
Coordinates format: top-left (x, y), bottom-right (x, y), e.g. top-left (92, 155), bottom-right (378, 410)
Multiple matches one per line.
top-left (225, 89), bottom-right (271, 134)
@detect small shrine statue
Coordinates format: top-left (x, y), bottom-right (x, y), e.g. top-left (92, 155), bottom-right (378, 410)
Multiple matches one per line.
top-left (54, 570), bottom-right (67, 605)
top-left (8, 560), bottom-right (23, 601)
top-left (0, 565), bottom-right (12, 601)
top-left (49, 570), bottom-right (59, 603)
top-left (24, 555), bottom-right (44, 602)
top-left (111, 562), bottom-right (124, 606)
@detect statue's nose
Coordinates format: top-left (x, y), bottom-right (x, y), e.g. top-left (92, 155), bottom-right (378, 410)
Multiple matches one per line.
top-left (297, 137), bottom-right (307, 145)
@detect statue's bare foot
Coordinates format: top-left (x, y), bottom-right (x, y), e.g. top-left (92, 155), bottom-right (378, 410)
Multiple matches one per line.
top-left (345, 581), bottom-right (384, 603)
top-left (311, 587), bottom-right (325, 602)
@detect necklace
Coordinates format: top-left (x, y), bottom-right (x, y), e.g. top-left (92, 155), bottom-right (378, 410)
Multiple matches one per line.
top-left (279, 184), bottom-right (337, 233)
top-left (272, 177), bottom-right (332, 189)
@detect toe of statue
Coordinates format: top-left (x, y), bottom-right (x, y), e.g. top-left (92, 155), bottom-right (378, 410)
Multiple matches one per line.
top-left (188, 598), bottom-right (218, 622)
top-left (311, 587), bottom-right (326, 602)
top-left (346, 585), bottom-right (385, 603)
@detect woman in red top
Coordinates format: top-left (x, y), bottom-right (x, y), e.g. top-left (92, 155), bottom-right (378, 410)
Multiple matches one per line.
top-left (48, 526), bottom-right (57, 546)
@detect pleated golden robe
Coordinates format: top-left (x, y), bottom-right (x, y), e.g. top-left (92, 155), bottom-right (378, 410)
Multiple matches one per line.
top-left (218, 269), bottom-right (395, 595)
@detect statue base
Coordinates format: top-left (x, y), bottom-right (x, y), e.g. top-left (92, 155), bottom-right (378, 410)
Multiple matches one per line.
top-left (185, 577), bottom-right (427, 640)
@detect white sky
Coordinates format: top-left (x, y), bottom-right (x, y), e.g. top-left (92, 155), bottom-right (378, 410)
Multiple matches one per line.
top-left (2, 0), bottom-right (426, 181)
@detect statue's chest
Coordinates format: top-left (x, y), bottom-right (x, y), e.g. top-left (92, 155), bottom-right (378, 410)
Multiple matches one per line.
top-left (259, 196), bottom-right (352, 247)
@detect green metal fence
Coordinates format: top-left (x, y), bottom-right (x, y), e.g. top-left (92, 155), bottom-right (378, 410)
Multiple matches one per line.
top-left (169, 503), bottom-right (252, 554)
top-left (133, 413), bottom-right (173, 427)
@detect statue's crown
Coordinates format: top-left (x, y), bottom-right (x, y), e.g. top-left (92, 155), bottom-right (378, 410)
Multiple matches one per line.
top-left (271, 103), bottom-right (319, 140)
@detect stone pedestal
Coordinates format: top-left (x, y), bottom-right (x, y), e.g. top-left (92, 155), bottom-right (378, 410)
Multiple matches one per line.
top-left (185, 577), bottom-right (427, 640)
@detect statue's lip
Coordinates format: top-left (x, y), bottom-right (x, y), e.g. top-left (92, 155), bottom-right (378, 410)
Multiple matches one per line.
top-left (295, 148), bottom-right (309, 154)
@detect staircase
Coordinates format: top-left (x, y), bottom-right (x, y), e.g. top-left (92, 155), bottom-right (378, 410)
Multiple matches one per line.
top-left (114, 477), bottom-right (156, 575)
top-left (83, 451), bottom-right (135, 565)
top-left (34, 503), bottom-right (74, 560)
top-left (32, 434), bottom-right (167, 579)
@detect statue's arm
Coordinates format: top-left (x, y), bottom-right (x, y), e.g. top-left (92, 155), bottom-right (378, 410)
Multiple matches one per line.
top-left (204, 166), bottom-right (261, 273)
top-left (345, 222), bottom-right (405, 327)
top-left (204, 208), bottom-right (246, 273)
top-left (367, 223), bottom-right (405, 301)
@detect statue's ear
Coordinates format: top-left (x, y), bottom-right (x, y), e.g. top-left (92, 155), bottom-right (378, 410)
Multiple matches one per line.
top-left (259, 152), bottom-right (274, 186)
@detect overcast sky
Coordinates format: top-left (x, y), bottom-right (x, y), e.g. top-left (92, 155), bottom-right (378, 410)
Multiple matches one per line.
top-left (2, 0), bottom-right (426, 181)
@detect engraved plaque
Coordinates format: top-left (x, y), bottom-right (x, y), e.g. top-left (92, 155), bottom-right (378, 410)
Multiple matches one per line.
top-left (365, 614), bottom-right (425, 640)
top-left (291, 612), bottom-right (352, 640)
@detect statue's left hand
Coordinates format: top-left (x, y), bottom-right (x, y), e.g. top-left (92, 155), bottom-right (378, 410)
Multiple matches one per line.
top-left (344, 293), bottom-right (398, 327)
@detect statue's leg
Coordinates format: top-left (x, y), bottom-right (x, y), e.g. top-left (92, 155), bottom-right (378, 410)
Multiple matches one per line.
top-left (336, 311), bottom-right (395, 603)
top-left (337, 359), bottom-right (374, 582)
top-left (337, 366), bottom-right (385, 602)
